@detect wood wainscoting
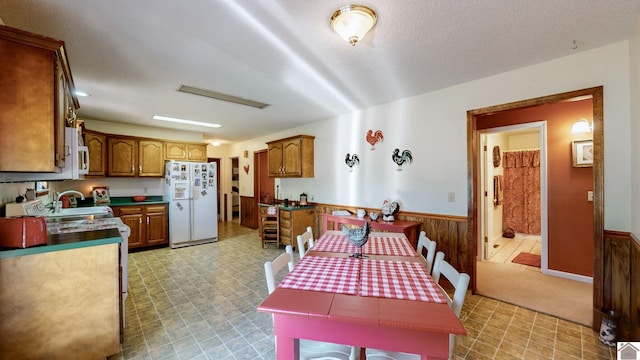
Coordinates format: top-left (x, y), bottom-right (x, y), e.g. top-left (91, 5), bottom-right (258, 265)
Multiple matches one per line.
top-left (312, 204), bottom-right (470, 275)
top-left (597, 230), bottom-right (640, 340)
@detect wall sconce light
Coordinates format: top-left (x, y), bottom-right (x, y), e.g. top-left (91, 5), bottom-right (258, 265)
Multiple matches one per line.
top-left (571, 118), bottom-right (592, 134)
top-left (330, 4), bottom-right (377, 46)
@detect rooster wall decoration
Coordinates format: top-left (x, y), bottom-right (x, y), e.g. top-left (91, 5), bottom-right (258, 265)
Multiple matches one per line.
top-left (345, 153), bottom-right (360, 172)
top-left (392, 148), bottom-right (413, 171)
top-left (366, 129), bottom-right (384, 150)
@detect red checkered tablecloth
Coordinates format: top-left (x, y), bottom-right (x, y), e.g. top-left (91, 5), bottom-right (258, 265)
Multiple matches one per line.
top-left (278, 255), bottom-right (359, 295)
top-left (359, 259), bottom-right (447, 303)
top-left (313, 233), bottom-right (416, 257)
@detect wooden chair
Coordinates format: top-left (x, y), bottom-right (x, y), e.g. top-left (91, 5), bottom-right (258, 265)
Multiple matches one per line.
top-left (296, 226), bottom-right (315, 260)
top-left (416, 231), bottom-right (437, 274)
top-left (263, 246), bottom-right (361, 360)
top-left (260, 205), bottom-right (280, 248)
top-left (365, 251), bottom-right (470, 360)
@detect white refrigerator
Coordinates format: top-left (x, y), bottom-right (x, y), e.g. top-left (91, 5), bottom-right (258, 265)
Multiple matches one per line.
top-left (164, 160), bottom-right (218, 248)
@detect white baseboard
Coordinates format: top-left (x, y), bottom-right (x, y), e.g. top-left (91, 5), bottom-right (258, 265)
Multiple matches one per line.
top-left (542, 268), bottom-right (593, 284)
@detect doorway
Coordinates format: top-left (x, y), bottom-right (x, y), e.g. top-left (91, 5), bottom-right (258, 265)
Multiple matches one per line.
top-left (231, 157), bottom-right (239, 222)
top-left (479, 123), bottom-right (547, 271)
top-left (468, 87), bottom-right (603, 326)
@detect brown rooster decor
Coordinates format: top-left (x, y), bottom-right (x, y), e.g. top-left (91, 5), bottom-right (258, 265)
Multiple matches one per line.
top-left (366, 129), bottom-right (384, 150)
top-left (392, 148), bottom-right (413, 171)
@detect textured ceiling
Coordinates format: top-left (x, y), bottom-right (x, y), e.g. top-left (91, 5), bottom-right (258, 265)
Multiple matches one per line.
top-left (0, 0), bottom-right (639, 144)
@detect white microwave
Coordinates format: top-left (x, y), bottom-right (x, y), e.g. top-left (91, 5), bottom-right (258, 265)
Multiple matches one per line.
top-left (0, 127), bottom-right (89, 182)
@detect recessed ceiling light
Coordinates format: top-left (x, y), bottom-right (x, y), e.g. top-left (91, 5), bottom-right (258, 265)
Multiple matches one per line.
top-left (210, 141), bottom-right (221, 147)
top-left (152, 115), bottom-right (222, 128)
top-left (75, 90), bottom-right (90, 97)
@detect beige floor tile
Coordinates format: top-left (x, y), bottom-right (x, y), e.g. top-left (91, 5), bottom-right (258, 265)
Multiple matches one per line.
top-left (107, 221), bottom-right (614, 360)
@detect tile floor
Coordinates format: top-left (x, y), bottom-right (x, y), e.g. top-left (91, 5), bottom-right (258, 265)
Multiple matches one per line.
top-left (108, 222), bottom-right (616, 360)
top-left (487, 233), bottom-right (541, 267)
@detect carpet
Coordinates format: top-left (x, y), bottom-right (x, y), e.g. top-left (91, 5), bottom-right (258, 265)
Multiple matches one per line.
top-left (476, 261), bottom-right (592, 326)
top-left (512, 252), bottom-right (541, 267)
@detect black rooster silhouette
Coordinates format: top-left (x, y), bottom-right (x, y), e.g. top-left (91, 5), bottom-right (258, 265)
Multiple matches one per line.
top-left (392, 148), bottom-right (413, 171)
top-left (345, 153), bottom-right (360, 171)
top-left (366, 129), bottom-right (384, 150)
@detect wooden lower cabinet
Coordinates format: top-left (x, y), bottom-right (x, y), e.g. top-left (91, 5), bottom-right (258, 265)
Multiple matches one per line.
top-left (0, 244), bottom-right (121, 359)
top-left (113, 204), bottom-right (168, 249)
top-left (279, 207), bottom-right (315, 247)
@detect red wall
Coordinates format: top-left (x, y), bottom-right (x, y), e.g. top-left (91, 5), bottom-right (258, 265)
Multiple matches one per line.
top-left (478, 99), bottom-right (594, 276)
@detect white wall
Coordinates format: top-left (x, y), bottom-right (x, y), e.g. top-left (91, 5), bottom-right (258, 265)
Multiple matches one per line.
top-left (232, 41), bottom-right (633, 232)
top-left (630, 12), bottom-right (640, 240)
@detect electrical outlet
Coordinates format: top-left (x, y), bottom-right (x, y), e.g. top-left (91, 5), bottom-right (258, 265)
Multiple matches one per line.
top-left (448, 192), bottom-right (455, 202)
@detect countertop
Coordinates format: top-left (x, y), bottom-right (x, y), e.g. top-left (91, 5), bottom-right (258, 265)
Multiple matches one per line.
top-left (258, 203), bottom-right (315, 211)
top-left (0, 228), bottom-right (122, 259)
top-left (77, 195), bottom-right (167, 207)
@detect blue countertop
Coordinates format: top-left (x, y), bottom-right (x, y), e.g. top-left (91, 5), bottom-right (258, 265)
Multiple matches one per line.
top-left (76, 196), bottom-right (167, 207)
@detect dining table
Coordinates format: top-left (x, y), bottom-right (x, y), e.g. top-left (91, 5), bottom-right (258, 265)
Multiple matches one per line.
top-left (257, 231), bottom-right (466, 360)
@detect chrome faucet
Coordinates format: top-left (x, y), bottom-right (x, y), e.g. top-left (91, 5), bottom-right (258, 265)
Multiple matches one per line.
top-left (54, 190), bottom-right (86, 212)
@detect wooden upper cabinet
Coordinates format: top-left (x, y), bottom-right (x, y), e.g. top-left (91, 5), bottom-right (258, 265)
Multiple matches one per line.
top-left (85, 130), bottom-right (107, 176)
top-left (108, 137), bottom-right (137, 176)
top-left (108, 137), bottom-right (165, 177)
top-left (138, 140), bottom-right (164, 176)
top-left (165, 141), bottom-right (207, 162)
top-left (165, 142), bottom-right (187, 160)
top-left (0, 25), bottom-right (78, 172)
top-left (266, 135), bottom-right (314, 177)
top-left (187, 143), bottom-right (206, 162)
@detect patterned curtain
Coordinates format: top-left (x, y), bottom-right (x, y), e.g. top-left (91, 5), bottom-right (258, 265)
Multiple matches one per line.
top-left (502, 150), bottom-right (541, 235)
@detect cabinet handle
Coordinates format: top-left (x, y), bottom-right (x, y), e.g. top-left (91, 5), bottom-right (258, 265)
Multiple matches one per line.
top-left (139, 165), bottom-right (142, 172)
top-left (132, 166), bottom-right (135, 172)
top-left (182, 151), bottom-right (186, 157)
top-left (139, 218), bottom-right (142, 224)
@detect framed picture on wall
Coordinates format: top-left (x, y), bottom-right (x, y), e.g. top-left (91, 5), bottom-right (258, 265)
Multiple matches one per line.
top-left (572, 139), bottom-right (593, 167)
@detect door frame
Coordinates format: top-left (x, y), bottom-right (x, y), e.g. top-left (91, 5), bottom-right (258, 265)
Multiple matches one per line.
top-left (467, 86), bottom-right (604, 314)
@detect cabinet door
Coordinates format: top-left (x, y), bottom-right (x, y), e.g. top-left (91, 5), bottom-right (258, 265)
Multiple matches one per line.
top-left (267, 142), bottom-right (284, 177)
top-left (187, 144), bottom-right (206, 162)
top-left (85, 131), bottom-right (107, 176)
top-left (145, 205), bottom-right (168, 246)
top-left (108, 137), bottom-right (137, 176)
top-left (282, 138), bottom-right (302, 177)
top-left (0, 37), bottom-right (56, 172)
top-left (115, 206), bottom-right (144, 248)
top-left (138, 140), bottom-right (164, 177)
top-left (165, 142), bottom-right (187, 160)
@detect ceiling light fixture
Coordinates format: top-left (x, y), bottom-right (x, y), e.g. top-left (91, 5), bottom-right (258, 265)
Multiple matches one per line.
top-left (330, 4), bottom-right (377, 46)
top-left (176, 84), bottom-right (268, 109)
top-left (571, 118), bottom-right (592, 134)
top-left (75, 90), bottom-right (90, 97)
top-left (152, 115), bottom-right (222, 128)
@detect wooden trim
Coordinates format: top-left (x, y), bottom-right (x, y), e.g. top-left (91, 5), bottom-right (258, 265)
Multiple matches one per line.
top-left (313, 203), bottom-right (470, 274)
top-left (311, 202), bottom-right (467, 222)
top-left (467, 87), bottom-right (604, 314)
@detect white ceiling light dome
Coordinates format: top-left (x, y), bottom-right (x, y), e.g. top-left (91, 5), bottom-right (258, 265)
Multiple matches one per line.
top-left (330, 4), bottom-right (377, 46)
